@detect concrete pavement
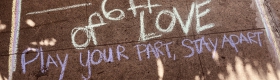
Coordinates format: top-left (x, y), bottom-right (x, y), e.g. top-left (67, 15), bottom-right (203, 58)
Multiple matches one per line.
top-left (1, 0), bottom-right (280, 80)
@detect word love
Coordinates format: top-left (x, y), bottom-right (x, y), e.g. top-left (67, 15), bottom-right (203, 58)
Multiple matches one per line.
top-left (21, 48), bottom-right (68, 80)
top-left (182, 32), bottom-right (263, 58)
top-left (71, 0), bottom-right (215, 49)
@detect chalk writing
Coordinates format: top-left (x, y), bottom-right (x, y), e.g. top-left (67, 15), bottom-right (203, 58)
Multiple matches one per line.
top-left (196, 0), bottom-right (215, 33)
top-left (22, 31), bottom-right (264, 80)
top-left (79, 45), bottom-right (129, 65)
top-left (21, 47), bottom-right (69, 80)
top-left (71, 0), bottom-right (215, 49)
top-left (139, 0), bottom-right (214, 41)
top-left (71, 12), bottom-right (107, 49)
top-left (139, 11), bottom-right (162, 41)
top-left (26, 3), bottom-right (92, 15)
top-left (79, 45), bottom-right (129, 79)
top-left (127, 0), bottom-right (161, 17)
top-left (15, 0), bottom-right (272, 80)
top-left (182, 39), bottom-right (195, 58)
top-left (182, 32), bottom-right (263, 57)
top-left (135, 41), bottom-right (173, 61)
top-left (102, 0), bottom-right (125, 20)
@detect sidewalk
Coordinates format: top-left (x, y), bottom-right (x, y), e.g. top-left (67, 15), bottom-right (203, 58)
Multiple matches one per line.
top-left (1, 0), bottom-right (280, 80)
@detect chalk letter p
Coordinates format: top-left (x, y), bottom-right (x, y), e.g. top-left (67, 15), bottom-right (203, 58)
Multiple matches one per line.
top-left (21, 48), bottom-right (40, 74)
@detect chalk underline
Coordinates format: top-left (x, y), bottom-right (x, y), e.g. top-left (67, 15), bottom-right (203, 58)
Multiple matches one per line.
top-left (26, 3), bottom-right (92, 15)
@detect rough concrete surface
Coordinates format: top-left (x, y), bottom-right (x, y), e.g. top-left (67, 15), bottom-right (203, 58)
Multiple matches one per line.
top-left (266, 0), bottom-right (280, 54)
top-left (1, 0), bottom-right (280, 80)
